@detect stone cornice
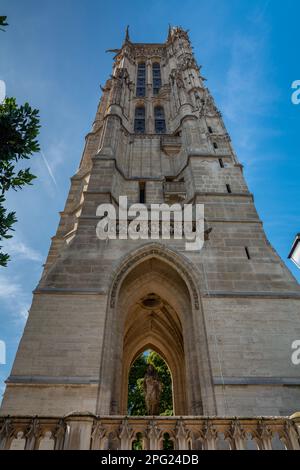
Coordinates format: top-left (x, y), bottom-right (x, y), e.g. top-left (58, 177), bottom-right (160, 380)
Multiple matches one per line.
top-left (8, 375), bottom-right (300, 387)
top-left (186, 191), bottom-right (254, 203)
top-left (5, 375), bottom-right (300, 387)
top-left (213, 377), bottom-right (300, 386)
top-left (201, 291), bottom-right (300, 299)
top-left (6, 376), bottom-right (100, 385)
top-left (32, 287), bottom-right (300, 300)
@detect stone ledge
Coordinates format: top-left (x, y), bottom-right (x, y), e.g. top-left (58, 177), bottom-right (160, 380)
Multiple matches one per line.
top-left (6, 375), bottom-right (99, 385)
top-left (213, 377), bottom-right (300, 386)
top-left (32, 288), bottom-right (300, 299)
top-left (7, 375), bottom-right (300, 387)
top-left (33, 288), bottom-right (106, 295)
top-left (202, 291), bottom-right (300, 299)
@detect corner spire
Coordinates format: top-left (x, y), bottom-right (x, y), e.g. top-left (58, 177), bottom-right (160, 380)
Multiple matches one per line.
top-left (124, 25), bottom-right (130, 43)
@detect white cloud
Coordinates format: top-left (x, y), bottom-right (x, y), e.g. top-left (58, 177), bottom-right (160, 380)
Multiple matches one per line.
top-left (2, 237), bottom-right (43, 263)
top-left (0, 273), bottom-right (30, 322)
top-left (0, 374), bottom-right (6, 401)
top-left (18, 305), bottom-right (29, 320)
top-left (0, 274), bottom-right (22, 299)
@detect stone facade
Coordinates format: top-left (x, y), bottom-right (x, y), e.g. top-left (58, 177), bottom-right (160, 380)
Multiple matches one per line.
top-left (1, 26), bottom-right (300, 421)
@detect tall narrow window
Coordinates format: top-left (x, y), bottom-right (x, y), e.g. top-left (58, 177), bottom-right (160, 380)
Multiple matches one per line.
top-left (213, 142), bottom-right (218, 149)
top-left (139, 182), bottom-right (145, 203)
top-left (208, 126), bottom-right (213, 134)
top-left (134, 106), bottom-right (145, 134)
top-left (226, 184), bottom-right (232, 194)
top-left (154, 106), bottom-right (166, 134)
top-left (245, 247), bottom-right (251, 260)
top-left (152, 62), bottom-right (161, 95)
top-left (136, 62), bottom-right (146, 97)
top-left (219, 158), bottom-right (224, 168)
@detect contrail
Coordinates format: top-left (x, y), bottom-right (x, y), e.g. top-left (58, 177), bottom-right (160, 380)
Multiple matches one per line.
top-left (255, 0), bottom-right (271, 22)
top-left (40, 150), bottom-right (57, 187)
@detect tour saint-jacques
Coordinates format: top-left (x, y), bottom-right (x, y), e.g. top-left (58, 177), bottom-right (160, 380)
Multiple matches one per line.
top-left (1, 26), bottom-right (300, 451)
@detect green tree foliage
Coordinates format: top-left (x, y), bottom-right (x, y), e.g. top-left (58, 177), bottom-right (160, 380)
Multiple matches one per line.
top-left (0, 194), bottom-right (17, 266)
top-left (0, 98), bottom-right (40, 192)
top-left (0, 98), bottom-right (40, 266)
top-left (0, 17), bottom-right (41, 266)
top-left (0, 16), bottom-right (8, 31)
top-left (128, 354), bottom-right (148, 416)
top-left (127, 350), bottom-right (173, 416)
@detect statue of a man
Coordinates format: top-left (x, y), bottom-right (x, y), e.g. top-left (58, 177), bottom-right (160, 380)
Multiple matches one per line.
top-left (143, 364), bottom-right (163, 415)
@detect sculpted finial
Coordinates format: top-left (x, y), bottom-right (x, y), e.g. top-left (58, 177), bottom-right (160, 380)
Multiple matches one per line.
top-left (125, 25), bottom-right (130, 43)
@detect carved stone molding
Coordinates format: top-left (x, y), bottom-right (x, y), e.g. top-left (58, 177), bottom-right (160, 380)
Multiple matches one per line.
top-left (2, 416), bottom-right (300, 450)
top-left (109, 244), bottom-right (200, 309)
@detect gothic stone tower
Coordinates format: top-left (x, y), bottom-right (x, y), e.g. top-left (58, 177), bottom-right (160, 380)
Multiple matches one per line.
top-left (1, 27), bottom-right (300, 418)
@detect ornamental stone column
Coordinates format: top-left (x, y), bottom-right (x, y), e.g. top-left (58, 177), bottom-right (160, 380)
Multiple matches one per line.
top-left (91, 421), bottom-right (107, 450)
top-left (0, 418), bottom-right (14, 450)
top-left (233, 420), bottom-right (247, 450)
top-left (253, 421), bottom-right (273, 450)
top-left (146, 420), bottom-right (161, 450)
top-left (25, 418), bottom-right (41, 450)
top-left (63, 412), bottom-right (94, 450)
top-left (282, 417), bottom-right (300, 450)
top-left (119, 419), bottom-right (134, 450)
top-left (54, 419), bottom-right (66, 450)
top-left (290, 413), bottom-right (300, 449)
top-left (225, 420), bottom-right (246, 450)
top-left (201, 421), bottom-right (218, 450)
top-left (146, 59), bottom-right (152, 97)
top-left (175, 420), bottom-right (189, 450)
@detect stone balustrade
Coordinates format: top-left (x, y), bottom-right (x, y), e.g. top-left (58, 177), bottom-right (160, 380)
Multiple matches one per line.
top-left (163, 181), bottom-right (186, 194)
top-left (160, 135), bottom-right (182, 147)
top-left (1, 414), bottom-right (300, 450)
top-left (160, 135), bottom-right (182, 156)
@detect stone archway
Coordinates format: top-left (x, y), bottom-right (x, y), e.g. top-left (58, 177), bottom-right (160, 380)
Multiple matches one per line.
top-left (122, 292), bottom-right (185, 415)
top-left (96, 244), bottom-right (216, 416)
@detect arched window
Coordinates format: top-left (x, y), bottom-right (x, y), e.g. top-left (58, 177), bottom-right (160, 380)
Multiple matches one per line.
top-left (136, 62), bottom-right (146, 97)
top-left (154, 106), bottom-right (166, 134)
top-left (152, 62), bottom-right (161, 95)
top-left (134, 106), bottom-right (145, 134)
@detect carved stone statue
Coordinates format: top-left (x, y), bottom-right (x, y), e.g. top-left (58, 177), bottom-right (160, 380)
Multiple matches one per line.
top-left (143, 364), bottom-right (163, 415)
top-left (110, 68), bottom-right (129, 106)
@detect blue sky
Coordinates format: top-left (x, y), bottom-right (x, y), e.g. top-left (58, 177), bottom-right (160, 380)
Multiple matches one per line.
top-left (0, 0), bottom-right (299, 399)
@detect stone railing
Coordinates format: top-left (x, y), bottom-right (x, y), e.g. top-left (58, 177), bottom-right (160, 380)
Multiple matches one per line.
top-left (161, 136), bottom-right (182, 156)
top-left (161, 135), bottom-right (182, 147)
top-left (163, 182), bottom-right (186, 194)
top-left (1, 414), bottom-right (300, 450)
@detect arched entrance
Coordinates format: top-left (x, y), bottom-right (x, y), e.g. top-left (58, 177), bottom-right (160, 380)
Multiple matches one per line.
top-left (123, 294), bottom-right (183, 415)
top-left (96, 244), bottom-right (216, 416)
top-left (127, 349), bottom-right (173, 416)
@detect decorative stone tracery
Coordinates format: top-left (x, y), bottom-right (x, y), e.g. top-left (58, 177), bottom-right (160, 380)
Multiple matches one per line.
top-left (109, 243), bottom-right (201, 309)
top-left (4, 415), bottom-right (298, 451)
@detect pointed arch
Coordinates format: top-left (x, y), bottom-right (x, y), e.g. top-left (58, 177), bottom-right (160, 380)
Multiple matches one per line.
top-left (96, 243), bottom-right (216, 417)
top-left (109, 243), bottom-right (201, 310)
